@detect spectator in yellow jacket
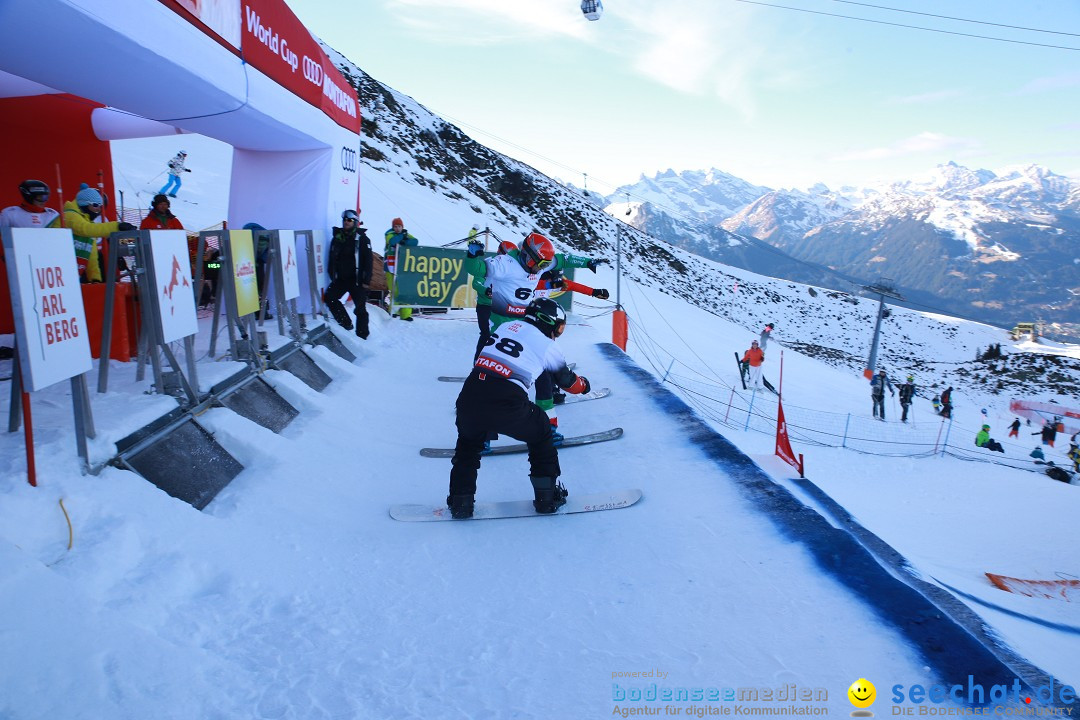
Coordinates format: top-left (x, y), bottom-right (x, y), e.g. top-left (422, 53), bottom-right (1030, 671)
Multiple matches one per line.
top-left (63, 184), bottom-right (134, 282)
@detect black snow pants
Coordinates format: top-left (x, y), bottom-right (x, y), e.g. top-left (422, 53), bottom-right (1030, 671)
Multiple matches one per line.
top-left (449, 370), bottom-right (560, 497)
top-left (325, 278), bottom-right (369, 338)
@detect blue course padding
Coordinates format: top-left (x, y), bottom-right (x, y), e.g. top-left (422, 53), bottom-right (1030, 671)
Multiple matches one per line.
top-left (599, 342), bottom-right (1078, 713)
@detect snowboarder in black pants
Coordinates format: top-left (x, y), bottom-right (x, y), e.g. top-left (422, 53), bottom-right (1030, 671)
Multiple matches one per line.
top-left (871, 369), bottom-right (895, 420)
top-left (898, 374), bottom-right (916, 423)
top-left (448, 297), bottom-right (591, 519)
top-left (325, 210), bottom-right (373, 338)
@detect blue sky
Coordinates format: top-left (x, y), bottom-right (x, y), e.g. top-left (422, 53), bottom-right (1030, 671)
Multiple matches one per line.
top-left (293, 0), bottom-right (1080, 192)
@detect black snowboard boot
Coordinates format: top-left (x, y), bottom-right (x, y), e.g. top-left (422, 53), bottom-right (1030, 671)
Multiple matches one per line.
top-left (330, 305), bottom-right (353, 330)
top-left (530, 476), bottom-right (568, 514)
top-left (446, 494), bottom-right (475, 519)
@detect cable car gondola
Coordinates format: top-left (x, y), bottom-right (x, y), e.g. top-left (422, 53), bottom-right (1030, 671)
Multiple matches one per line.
top-left (581, 0), bottom-right (603, 22)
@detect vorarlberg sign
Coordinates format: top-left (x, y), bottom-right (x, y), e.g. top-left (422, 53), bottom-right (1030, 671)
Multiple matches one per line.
top-left (2, 227), bottom-right (92, 391)
top-left (392, 246), bottom-right (574, 311)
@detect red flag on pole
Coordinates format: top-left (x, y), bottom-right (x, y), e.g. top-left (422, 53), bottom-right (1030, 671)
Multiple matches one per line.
top-left (774, 349), bottom-right (803, 477)
top-left (775, 398), bottom-right (798, 470)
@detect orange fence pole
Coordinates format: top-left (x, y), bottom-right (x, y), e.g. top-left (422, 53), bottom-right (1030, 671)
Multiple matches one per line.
top-left (612, 309), bottom-right (627, 351)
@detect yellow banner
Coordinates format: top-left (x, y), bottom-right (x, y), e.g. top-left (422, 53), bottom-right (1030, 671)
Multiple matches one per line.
top-left (230, 230), bottom-right (261, 317)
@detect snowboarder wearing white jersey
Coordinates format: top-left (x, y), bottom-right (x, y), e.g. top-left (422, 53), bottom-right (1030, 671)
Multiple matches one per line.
top-left (475, 232), bottom-right (608, 440)
top-left (447, 297), bottom-right (592, 519)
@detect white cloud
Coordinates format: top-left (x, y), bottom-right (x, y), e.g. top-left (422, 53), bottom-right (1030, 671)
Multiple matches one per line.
top-left (832, 132), bottom-right (981, 162)
top-left (1017, 71), bottom-right (1080, 95)
top-left (617, 0), bottom-right (804, 118)
top-left (885, 89), bottom-right (964, 106)
top-left (382, 0), bottom-right (803, 117)
top-left (386, 0), bottom-right (589, 42)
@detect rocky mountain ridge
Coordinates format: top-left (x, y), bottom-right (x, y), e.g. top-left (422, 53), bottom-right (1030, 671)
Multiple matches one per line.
top-left (320, 43), bottom-right (1079, 396)
top-left (609, 163), bottom-right (1079, 337)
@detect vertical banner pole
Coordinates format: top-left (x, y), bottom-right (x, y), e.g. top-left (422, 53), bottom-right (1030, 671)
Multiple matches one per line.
top-left (97, 233), bottom-right (120, 393)
top-left (21, 387), bottom-right (35, 486)
top-left (778, 350), bottom-right (785, 398)
top-left (288, 299), bottom-right (301, 342)
top-left (7, 346), bottom-right (21, 432)
top-left (193, 233), bottom-right (206, 307)
top-left (270, 233), bottom-right (286, 338)
top-left (183, 335), bottom-right (199, 397)
top-left (70, 375), bottom-right (90, 473)
top-left (12, 350), bottom-right (36, 486)
top-left (78, 373), bottom-right (95, 439)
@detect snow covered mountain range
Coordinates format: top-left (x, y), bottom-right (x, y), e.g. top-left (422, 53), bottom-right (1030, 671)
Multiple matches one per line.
top-left (318, 45), bottom-right (1079, 398)
top-left (606, 163), bottom-right (1080, 337)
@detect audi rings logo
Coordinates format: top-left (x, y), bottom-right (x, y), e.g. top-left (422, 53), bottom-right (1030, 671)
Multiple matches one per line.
top-left (302, 56), bottom-right (323, 86)
top-left (341, 146), bottom-right (357, 173)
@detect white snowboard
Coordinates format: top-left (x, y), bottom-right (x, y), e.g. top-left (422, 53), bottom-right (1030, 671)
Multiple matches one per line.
top-left (390, 488), bottom-right (642, 522)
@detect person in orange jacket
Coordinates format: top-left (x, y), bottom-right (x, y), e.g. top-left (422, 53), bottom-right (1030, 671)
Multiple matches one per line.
top-left (139, 194), bottom-right (185, 231)
top-left (741, 339), bottom-right (765, 390)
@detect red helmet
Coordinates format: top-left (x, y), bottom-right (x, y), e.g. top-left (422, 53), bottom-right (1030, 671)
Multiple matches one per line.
top-left (519, 233), bottom-right (555, 272)
top-left (497, 240), bottom-right (517, 255)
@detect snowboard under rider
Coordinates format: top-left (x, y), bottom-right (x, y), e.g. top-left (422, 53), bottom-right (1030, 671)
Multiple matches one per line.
top-left (447, 297), bottom-right (592, 519)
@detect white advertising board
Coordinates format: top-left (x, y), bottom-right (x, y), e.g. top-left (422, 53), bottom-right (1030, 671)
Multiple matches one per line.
top-left (311, 229), bottom-right (328, 295)
top-left (146, 230), bottom-right (198, 343)
top-left (276, 230), bottom-right (301, 301)
top-left (1, 227), bottom-right (92, 391)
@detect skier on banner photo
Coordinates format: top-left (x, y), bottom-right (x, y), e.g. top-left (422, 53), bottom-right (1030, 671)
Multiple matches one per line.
top-left (472, 232), bottom-right (609, 442)
top-left (158, 151), bottom-right (191, 198)
top-left (447, 297), bottom-right (593, 520)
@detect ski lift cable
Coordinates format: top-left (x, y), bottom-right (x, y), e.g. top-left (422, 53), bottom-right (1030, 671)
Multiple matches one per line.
top-left (832, 0), bottom-right (1080, 39)
top-left (733, 0), bottom-right (1080, 52)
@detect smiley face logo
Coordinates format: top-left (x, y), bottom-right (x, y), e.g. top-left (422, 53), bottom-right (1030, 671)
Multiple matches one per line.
top-left (848, 678), bottom-right (876, 715)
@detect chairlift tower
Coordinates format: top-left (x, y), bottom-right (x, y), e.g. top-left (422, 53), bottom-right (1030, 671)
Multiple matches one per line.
top-left (862, 278), bottom-right (904, 379)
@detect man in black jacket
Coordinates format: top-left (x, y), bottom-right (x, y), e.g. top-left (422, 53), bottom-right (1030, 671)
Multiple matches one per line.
top-left (325, 209), bottom-right (373, 338)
